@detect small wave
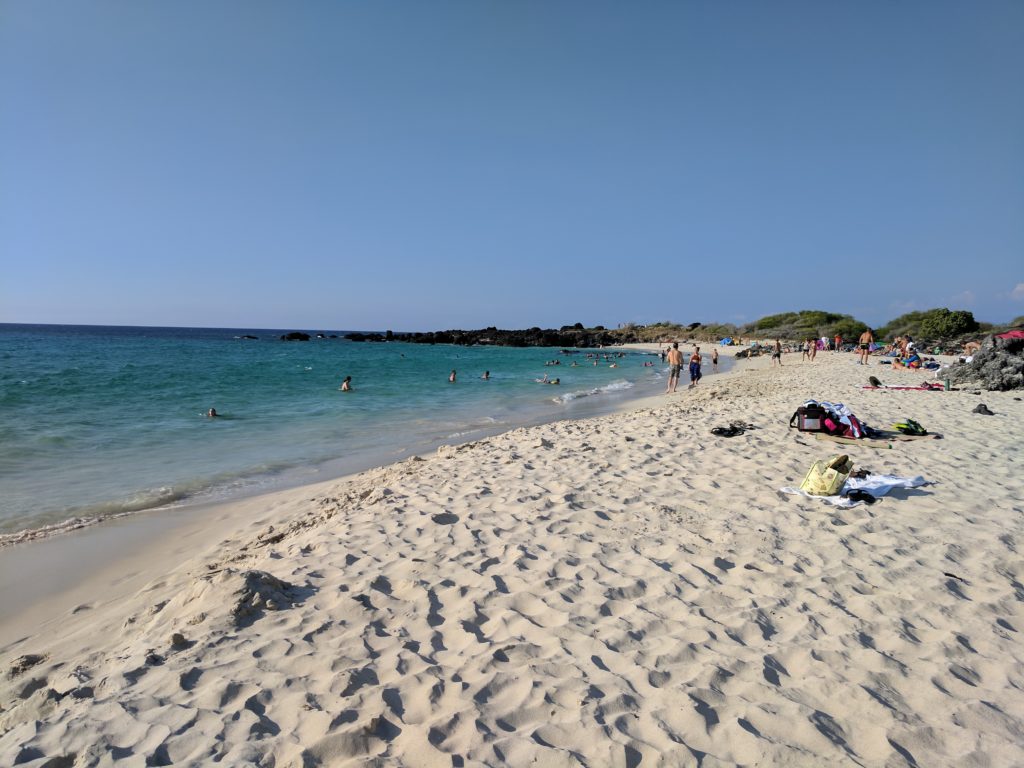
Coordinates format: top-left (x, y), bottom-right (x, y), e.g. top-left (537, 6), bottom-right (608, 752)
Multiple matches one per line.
top-left (0, 486), bottom-right (186, 547)
top-left (552, 379), bottom-right (634, 404)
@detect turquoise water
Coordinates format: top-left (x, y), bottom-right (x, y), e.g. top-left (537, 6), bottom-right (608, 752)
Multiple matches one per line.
top-left (0, 324), bottom-right (705, 541)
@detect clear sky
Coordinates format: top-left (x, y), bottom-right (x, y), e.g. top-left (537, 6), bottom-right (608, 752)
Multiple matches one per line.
top-left (2, 1), bottom-right (1022, 331)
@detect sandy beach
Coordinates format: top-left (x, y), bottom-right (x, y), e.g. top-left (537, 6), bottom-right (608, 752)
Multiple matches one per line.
top-left (2, 349), bottom-right (1022, 767)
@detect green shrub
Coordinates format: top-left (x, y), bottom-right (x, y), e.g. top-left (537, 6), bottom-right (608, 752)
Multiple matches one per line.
top-left (877, 308), bottom-right (978, 340)
top-left (742, 310), bottom-right (866, 340)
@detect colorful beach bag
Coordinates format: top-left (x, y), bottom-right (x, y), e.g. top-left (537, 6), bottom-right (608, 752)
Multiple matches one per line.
top-left (789, 402), bottom-right (827, 432)
top-left (799, 454), bottom-right (853, 496)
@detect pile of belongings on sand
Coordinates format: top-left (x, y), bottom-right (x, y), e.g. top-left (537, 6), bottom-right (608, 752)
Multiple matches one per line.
top-left (780, 453), bottom-right (928, 508)
top-left (789, 400), bottom-right (871, 438)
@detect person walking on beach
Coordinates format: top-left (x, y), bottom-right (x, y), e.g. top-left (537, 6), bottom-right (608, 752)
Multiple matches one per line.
top-left (772, 339), bottom-right (783, 366)
top-left (711, 348), bottom-right (719, 372)
top-left (801, 339), bottom-right (811, 361)
top-left (858, 328), bottom-right (874, 365)
top-left (689, 346), bottom-right (703, 388)
top-left (449, 369), bottom-right (456, 383)
top-left (665, 342), bottom-right (683, 393)
top-left (834, 334), bottom-right (842, 352)
top-left (340, 375), bottom-right (352, 391)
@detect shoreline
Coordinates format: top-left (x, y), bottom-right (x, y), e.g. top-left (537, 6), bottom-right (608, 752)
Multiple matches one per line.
top-left (3, 350), bottom-right (1020, 765)
top-left (0, 342), bottom-right (690, 548)
top-left (0, 344), bottom-right (727, 639)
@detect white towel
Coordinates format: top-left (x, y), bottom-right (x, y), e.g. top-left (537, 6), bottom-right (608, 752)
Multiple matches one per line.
top-left (779, 474), bottom-right (928, 508)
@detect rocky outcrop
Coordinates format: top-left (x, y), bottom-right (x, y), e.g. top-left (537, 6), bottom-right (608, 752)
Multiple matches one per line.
top-left (347, 327), bottom-right (629, 348)
top-left (945, 335), bottom-right (1024, 390)
top-left (280, 332), bottom-right (311, 341)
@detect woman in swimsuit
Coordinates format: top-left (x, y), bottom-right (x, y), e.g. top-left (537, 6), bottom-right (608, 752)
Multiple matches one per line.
top-left (689, 347), bottom-right (703, 387)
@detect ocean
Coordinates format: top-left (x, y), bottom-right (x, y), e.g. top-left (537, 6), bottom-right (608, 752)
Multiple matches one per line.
top-left (0, 324), bottom-right (713, 543)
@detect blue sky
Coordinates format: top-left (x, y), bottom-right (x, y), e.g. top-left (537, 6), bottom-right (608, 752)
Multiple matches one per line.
top-left (2, 1), bottom-right (1022, 331)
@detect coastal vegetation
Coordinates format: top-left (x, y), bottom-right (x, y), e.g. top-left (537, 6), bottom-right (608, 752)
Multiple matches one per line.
top-left (875, 308), bottom-right (981, 341)
top-left (330, 307), bottom-right (1016, 348)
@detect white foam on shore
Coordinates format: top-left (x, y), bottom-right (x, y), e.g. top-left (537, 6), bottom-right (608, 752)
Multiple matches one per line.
top-left (552, 378), bottom-right (634, 403)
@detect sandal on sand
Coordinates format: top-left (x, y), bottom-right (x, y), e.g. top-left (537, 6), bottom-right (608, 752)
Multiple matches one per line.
top-left (711, 426), bottom-right (745, 437)
top-left (843, 489), bottom-right (877, 504)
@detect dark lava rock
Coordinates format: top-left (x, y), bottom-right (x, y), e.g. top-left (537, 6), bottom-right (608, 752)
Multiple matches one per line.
top-left (360, 327), bottom-right (626, 348)
top-left (945, 335), bottom-right (1024, 391)
top-left (281, 332), bottom-right (311, 341)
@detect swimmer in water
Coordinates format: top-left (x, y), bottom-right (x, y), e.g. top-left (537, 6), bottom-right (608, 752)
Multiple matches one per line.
top-left (340, 376), bottom-right (352, 391)
top-left (207, 408), bottom-right (218, 418)
top-left (449, 369), bottom-right (456, 383)
top-left (482, 371), bottom-right (490, 380)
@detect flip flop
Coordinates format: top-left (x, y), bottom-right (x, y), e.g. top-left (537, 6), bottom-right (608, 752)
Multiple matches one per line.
top-left (711, 426), bottom-right (744, 437)
top-left (844, 489), bottom-right (877, 504)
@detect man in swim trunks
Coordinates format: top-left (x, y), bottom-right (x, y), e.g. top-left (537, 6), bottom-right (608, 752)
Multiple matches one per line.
top-left (771, 339), bottom-right (783, 366)
top-left (689, 346), bottom-right (702, 388)
top-left (858, 328), bottom-right (873, 365)
top-left (665, 342), bottom-right (683, 393)
top-left (711, 348), bottom-right (718, 372)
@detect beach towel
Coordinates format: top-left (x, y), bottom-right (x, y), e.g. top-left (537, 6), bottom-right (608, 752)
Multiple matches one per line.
top-left (780, 474), bottom-right (927, 508)
top-left (815, 431), bottom-right (941, 446)
top-left (862, 381), bottom-right (944, 391)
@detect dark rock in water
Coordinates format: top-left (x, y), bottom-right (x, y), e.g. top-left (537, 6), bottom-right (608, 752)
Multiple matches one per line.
top-left (281, 332), bottom-right (311, 341)
top-left (945, 335), bottom-right (1024, 391)
top-left (345, 332), bottom-right (386, 342)
top-left (240, 335), bottom-right (258, 340)
top-left (329, 334), bottom-right (338, 339)
top-left (316, 333), bottom-right (326, 339)
top-left (350, 326), bottom-right (626, 348)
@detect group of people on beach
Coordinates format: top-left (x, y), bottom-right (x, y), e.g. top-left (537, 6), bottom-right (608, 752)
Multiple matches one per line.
top-left (664, 342), bottom-right (717, 393)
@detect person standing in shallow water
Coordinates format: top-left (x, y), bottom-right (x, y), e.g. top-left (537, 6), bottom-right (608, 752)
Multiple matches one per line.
top-left (711, 348), bottom-right (719, 372)
top-left (449, 369), bottom-right (456, 383)
top-left (665, 342), bottom-right (683, 393)
top-left (340, 376), bottom-right (352, 391)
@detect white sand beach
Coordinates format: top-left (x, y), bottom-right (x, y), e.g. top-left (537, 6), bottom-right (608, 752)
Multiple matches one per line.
top-left (2, 350), bottom-right (1022, 767)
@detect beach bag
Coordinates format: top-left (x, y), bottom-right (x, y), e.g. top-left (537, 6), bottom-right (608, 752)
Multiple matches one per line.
top-left (843, 414), bottom-right (866, 439)
top-left (799, 454), bottom-right (853, 496)
top-left (789, 404), bottom-right (826, 432)
top-left (821, 415), bottom-right (846, 435)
